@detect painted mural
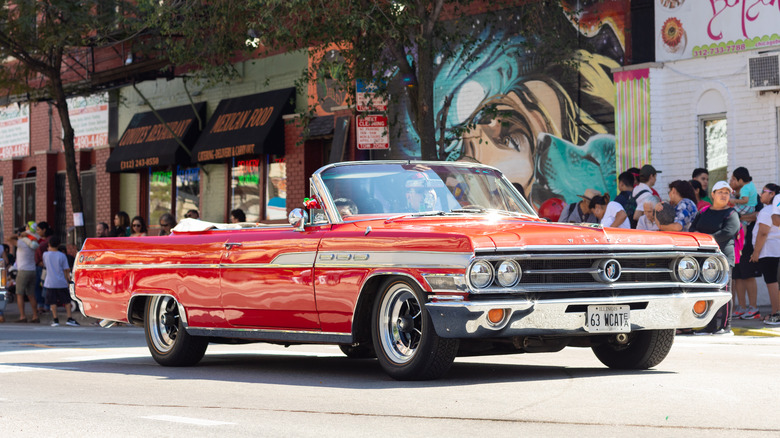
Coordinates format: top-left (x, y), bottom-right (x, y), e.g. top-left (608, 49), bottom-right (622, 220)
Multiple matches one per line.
top-left (385, 1), bottom-right (628, 212)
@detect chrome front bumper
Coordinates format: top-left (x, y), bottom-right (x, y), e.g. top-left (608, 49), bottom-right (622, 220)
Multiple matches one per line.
top-left (426, 291), bottom-right (731, 338)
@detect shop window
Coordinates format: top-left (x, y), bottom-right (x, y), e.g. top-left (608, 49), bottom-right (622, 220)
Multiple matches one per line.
top-left (176, 166), bottom-right (200, 221)
top-left (149, 170), bottom-right (172, 227)
top-left (266, 157), bottom-right (286, 220)
top-left (700, 116), bottom-right (728, 184)
top-left (232, 158), bottom-right (261, 223)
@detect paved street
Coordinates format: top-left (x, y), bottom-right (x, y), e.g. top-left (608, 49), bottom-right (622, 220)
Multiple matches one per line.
top-left (1, 321), bottom-right (779, 437)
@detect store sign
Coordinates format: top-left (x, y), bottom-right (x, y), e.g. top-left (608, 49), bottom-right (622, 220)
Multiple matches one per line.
top-left (356, 115), bottom-right (389, 150)
top-left (0, 103), bottom-right (30, 160)
top-left (655, 0), bottom-right (780, 61)
top-left (356, 79), bottom-right (387, 112)
top-left (68, 92), bottom-right (109, 150)
top-left (235, 159), bottom-right (260, 185)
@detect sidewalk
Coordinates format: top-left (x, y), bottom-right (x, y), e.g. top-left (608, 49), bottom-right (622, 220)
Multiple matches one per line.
top-left (3, 298), bottom-right (780, 336)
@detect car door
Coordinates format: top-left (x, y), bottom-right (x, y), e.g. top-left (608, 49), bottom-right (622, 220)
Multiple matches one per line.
top-left (219, 225), bottom-right (329, 329)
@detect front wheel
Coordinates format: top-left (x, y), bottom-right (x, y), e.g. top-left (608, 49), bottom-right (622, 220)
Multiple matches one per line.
top-left (144, 296), bottom-right (208, 366)
top-left (592, 329), bottom-right (675, 369)
top-left (371, 278), bottom-right (458, 380)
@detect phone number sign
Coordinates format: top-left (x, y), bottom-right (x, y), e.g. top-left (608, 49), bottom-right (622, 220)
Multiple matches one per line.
top-left (357, 115), bottom-right (389, 150)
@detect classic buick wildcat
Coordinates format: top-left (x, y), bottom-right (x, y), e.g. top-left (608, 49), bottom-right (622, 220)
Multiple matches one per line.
top-left (66, 161), bottom-right (730, 380)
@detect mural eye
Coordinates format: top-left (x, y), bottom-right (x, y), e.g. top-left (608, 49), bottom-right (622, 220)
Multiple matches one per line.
top-left (504, 134), bottom-right (529, 153)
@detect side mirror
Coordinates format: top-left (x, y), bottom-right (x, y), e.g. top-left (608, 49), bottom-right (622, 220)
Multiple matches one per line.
top-left (288, 208), bottom-right (309, 232)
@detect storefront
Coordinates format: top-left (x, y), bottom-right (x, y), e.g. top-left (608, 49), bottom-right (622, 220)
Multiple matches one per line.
top-left (106, 102), bottom-right (206, 230)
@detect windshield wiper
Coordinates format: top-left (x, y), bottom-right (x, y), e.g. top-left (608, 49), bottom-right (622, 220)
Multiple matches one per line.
top-left (449, 207), bottom-right (487, 214)
top-left (385, 211), bottom-right (447, 223)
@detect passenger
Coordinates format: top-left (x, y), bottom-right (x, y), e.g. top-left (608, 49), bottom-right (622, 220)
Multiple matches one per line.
top-left (184, 209), bottom-right (200, 220)
top-left (130, 216), bottom-right (148, 237)
top-left (158, 213), bottom-right (177, 235)
top-left (230, 209), bottom-right (246, 223)
top-left (96, 222), bottom-right (110, 237)
top-left (334, 198), bottom-right (358, 218)
top-left (406, 179), bottom-right (437, 212)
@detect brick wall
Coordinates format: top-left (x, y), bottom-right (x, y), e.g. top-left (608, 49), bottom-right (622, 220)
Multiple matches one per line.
top-left (285, 117), bottom-right (306, 214)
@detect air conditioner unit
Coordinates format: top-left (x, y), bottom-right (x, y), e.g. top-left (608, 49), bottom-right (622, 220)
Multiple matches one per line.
top-left (748, 54), bottom-right (780, 91)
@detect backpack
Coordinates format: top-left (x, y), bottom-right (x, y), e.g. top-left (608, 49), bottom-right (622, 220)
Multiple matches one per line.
top-left (624, 189), bottom-right (650, 228)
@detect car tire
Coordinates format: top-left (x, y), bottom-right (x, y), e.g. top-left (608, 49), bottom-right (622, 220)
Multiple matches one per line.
top-left (371, 277), bottom-right (459, 380)
top-left (592, 329), bottom-right (675, 369)
top-left (144, 295), bottom-right (208, 367)
top-left (338, 343), bottom-right (375, 359)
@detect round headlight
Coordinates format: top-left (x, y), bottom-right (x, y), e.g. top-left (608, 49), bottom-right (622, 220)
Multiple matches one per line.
top-left (496, 260), bottom-right (521, 288)
top-left (676, 256), bottom-right (700, 283)
top-left (701, 257), bottom-right (722, 283)
top-left (469, 260), bottom-right (494, 289)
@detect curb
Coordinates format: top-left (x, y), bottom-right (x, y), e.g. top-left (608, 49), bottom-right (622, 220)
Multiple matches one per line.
top-left (732, 327), bottom-right (780, 337)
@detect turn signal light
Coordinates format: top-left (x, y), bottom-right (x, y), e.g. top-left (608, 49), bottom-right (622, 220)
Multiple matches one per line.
top-left (487, 308), bottom-right (505, 325)
top-left (693, 300), bottom-right (709, 316)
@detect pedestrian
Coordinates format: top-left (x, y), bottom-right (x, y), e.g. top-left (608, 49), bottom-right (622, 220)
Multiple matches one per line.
top-left (42, 236), bottom-right (78, 327)
top-left (654, 202), bottom-right (677, 230)
top-left (34, 221), bottom-right (51, 314)
top-left (558, 189), bottom-right (599, 224)
top-left (692, 168), bottom-right (711, 204)
top-left (184, 209), bottom-right (199, 220)
top-left (230, 208), bottom-right (246, 223)
top-left (630, 164), bottom-right (661, 223)
top-left (96, 222), bottom-right (110, 237)
top-left (689, 181), bottom-right (741, 333)
top-left (655, 180), bottom-right (698, 232)
top-left (112, 211), bottom-right (131, 237)
top-left (158, 213), bottom-right (177, 236)
top-left (589, 194), bottom-right (629, 228)
top-left (15, 222), bottom-right (41, 323)
top-left (0, 243), bottom-right (10, 323)
top-left (749, 183), bottom-right (780, 324)
top-left (614, 171), bottom-right (635, 207)
top-left (636, 199), bottom-right (660, 231)
top-left (690, 179), bottom-right (711, 211)
top-left (729, 167), bottom-right (761, 319)
top-left (130, 216), bottom-right (148, 237)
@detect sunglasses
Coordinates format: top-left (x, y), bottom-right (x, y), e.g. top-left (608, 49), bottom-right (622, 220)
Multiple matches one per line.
top-left (160, 222), bottom-right (172, 227)
top-left (132, 223), bottom-right (142, 228)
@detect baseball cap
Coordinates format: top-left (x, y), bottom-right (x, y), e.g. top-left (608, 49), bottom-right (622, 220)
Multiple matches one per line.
top-left (711, 180), bottom-right (733, 194)
top-left (577, 188), bottom-right (601, 201)
top-left (639, 164), bottom-right (661, 177)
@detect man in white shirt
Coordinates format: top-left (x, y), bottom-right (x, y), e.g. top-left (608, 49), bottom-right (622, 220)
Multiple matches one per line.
top-left (632, 164), bottom-right (661, 222)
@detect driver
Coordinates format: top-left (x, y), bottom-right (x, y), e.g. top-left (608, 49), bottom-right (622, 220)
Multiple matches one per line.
top-left (406, 175), bottom-right (438, 212)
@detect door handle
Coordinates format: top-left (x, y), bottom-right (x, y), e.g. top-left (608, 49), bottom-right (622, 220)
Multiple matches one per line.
top-left (225, 242), bottom-right (243, 250)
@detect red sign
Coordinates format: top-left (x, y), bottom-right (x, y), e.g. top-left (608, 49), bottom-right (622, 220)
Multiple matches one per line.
top-left (357, 115), bottom-right (389, 150)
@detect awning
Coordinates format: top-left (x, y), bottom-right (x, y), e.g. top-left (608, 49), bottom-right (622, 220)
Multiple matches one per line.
top-left (191, 87), bottom-right (294, 163)
top-left (106, 102), bottom-right (206, 173)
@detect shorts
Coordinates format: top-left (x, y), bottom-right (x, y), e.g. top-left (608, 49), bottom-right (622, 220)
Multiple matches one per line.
top-left (44, 287), bottom-right (70, 307)
top-left (732, 253), bottom-right (761, 279)
top-left (15, 270), bottom-right (37, 297)
top-left (758, 257), bottom-right (780, 285)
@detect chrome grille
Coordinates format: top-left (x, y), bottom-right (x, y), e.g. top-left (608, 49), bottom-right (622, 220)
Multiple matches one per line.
top-left (469, 250), bottom-right (728, 294)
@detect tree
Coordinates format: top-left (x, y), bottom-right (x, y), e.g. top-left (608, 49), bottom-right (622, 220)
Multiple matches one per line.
top-left (247, 0), bottom-right (582, 160)
top-left (0, 0), bottom-right (139, 243)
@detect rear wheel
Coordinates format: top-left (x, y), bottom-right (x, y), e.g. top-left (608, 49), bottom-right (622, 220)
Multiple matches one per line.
top-left (371, 278), bottom-right (458, 380)
top-left (144, 296), bottom-right (208, 366)
top-left (592, 329), bottom-right (675, 369)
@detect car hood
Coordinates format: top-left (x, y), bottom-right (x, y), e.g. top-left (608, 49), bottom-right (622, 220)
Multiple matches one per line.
top-left (330, 215), bottom-right (719, 253)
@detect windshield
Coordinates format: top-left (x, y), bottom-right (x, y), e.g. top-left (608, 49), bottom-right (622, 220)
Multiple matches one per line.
top-left (318, 163), bottom-right (537, 220)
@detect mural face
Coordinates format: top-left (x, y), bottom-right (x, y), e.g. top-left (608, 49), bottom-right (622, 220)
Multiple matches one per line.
top-left (387, 2), bottom-right (627, 210)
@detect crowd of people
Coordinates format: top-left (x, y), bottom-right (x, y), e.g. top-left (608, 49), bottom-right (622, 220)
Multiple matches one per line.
top-left (556, 165), bottom-right (780, 328)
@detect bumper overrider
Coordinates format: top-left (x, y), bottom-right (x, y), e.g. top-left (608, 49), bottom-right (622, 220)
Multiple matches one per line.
top-left (425, 291), bottom-right (731, 338)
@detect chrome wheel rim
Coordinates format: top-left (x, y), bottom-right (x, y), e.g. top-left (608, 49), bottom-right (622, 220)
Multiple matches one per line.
top-left (149, 296), bottom-right (180, 353)
top-left (379, 283), bottom-right (423, 364)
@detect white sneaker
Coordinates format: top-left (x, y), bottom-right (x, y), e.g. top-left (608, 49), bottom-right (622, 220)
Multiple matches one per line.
top-left (51, 320), bottom-right (60, 327)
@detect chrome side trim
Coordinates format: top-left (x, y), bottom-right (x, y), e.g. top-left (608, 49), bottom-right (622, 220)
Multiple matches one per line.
top-left (480, 247), bottom-right (717, 254)
top-left (316, 251), bottom-right (471, 269)
top-left (185, 327), bottom-right (352, 344)
top-left (76, 263), bottom-right (220, 270)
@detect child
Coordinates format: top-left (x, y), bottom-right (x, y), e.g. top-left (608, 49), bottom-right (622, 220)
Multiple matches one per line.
top-left (42, 235), bottom-right (78, 327)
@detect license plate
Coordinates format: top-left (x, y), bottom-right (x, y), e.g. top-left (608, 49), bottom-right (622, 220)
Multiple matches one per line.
top-left (586, 305), bottom-right (630, 333)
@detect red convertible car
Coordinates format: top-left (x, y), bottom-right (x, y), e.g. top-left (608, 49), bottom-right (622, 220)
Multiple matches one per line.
top-left (68, 161), bottom-right (730, 380)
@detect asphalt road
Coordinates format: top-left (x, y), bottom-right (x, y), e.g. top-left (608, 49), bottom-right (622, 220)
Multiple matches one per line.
top-left (1, 324), bottom-right (779, 437)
